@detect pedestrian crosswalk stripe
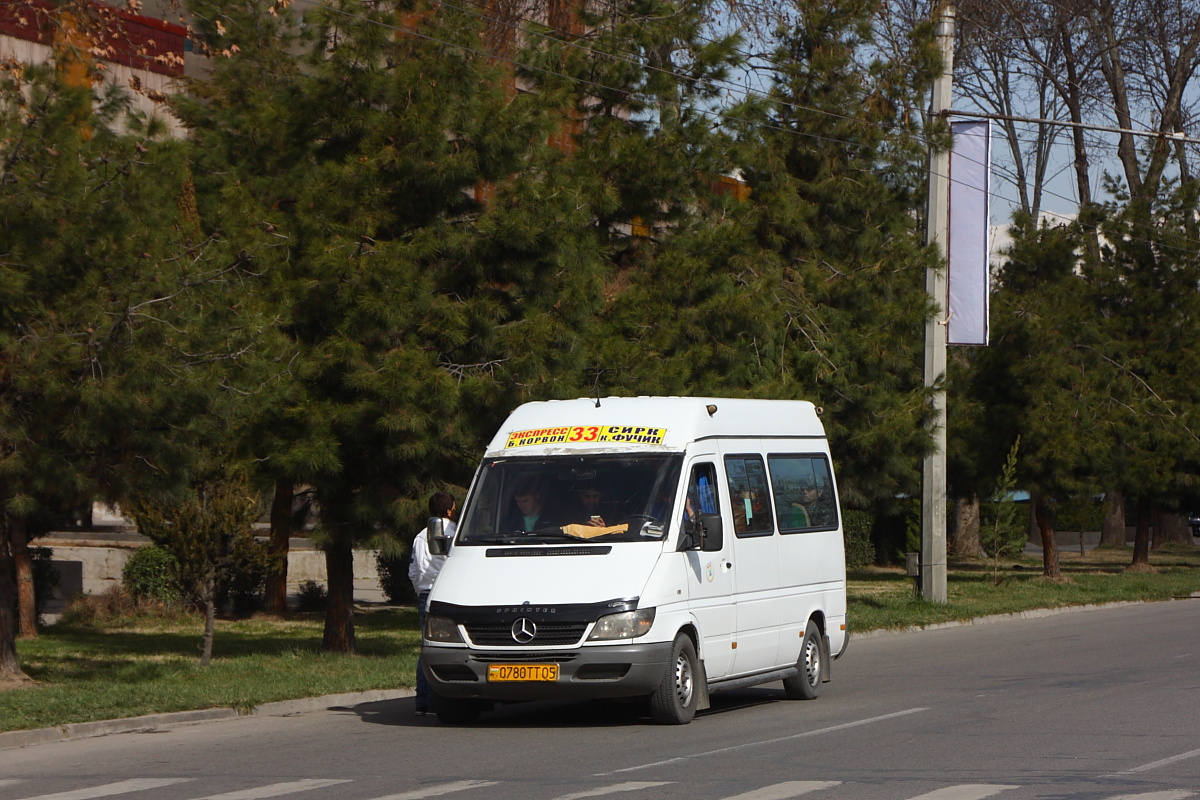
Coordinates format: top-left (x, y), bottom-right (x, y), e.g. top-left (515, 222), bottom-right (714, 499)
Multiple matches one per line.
top-left (547, 782), bottom-right (672, 800)
top-left (1108, 748), bottom-right (1200, 776)
top-left (1103, 792), bottom-right (1194, 800)
top-left (12, 778), bottom-right (194, 800)
top-left (189, 779), bottom-right (353, 800)
top-left (363, 780), bottom-right (499, 800)
top-left (717, 781), bottom-right (841, 800)
top-left (601, 708), bottom-right (929, 776)
top-left (908, 786), bottom-right (1018, 800)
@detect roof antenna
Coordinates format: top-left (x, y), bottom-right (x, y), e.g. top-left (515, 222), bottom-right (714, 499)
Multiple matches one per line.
top-left (593, 371), bottom-right (602, 408)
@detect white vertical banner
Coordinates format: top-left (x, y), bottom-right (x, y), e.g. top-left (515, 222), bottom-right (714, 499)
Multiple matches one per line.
top-left (947, 120), bottom-right (991, 346)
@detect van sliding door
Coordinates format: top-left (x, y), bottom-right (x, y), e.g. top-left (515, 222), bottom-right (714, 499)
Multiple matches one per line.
top-left (680, 459), bottom-right (734, 680)
top-left (721, 445), bottom-right (781, 676)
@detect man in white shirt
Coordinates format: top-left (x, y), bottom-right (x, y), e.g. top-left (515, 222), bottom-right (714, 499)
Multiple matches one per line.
top-left (409, 491), bottom-right (456, 716)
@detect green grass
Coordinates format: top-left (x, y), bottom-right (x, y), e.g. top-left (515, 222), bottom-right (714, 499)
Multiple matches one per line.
top-left (850, 545), bottom-right (1200, 632)
top-left (2, 545), bottom-right (1198, 733)
top-left (2, 608), bottom-right (421, 733)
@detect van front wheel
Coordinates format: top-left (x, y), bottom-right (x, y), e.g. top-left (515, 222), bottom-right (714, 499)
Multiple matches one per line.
top-left (649, 635), bottom-right (700, 725)
top-left (782, 620), bottom-right (823, 700)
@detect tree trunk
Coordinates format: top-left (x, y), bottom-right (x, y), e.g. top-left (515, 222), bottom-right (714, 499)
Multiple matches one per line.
top-left (0, 521), bottom-right (25, 678)
top-left (264, 480), bottom-right (293, 616)
top-left (1131, 496), bottom-right (1151, 567)
top-left (322, 539), bottom-right (356, 654)
top-left (1033, 493), bottom-right (1060, 579)
top-left (950, 495), bottom-right (983, 558)
top-left (10, 517), bottom-right (37, 639)
top-left (1152, 511), bottom-right (1192, 547)
top-left (200, 572), bottom-right (216, 667)
top-left (1099, 490), bottom-right (1125, 547)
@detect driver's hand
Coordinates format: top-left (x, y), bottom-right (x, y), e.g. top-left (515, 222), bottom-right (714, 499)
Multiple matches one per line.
top-left (588, 515), bottom-right (606, 527)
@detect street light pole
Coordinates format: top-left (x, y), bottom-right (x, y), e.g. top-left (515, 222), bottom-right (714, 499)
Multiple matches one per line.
top-left (921, 0), bottom-right (956, 604)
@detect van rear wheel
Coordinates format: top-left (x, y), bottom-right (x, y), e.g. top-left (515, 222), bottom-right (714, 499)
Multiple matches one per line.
top-left (783, 620), bottom-right (823, 700)
top-left (649, 634), bottom-right (700, 724)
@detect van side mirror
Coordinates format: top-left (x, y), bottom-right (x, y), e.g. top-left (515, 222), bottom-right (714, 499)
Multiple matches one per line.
top-left (698, 512), bottom-right (723, 552)
top-left (427, 517), bottom-right (451, 556)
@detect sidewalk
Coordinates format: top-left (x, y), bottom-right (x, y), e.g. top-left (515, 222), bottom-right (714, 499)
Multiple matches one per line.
top-left (0, 688), bottom-right (416, 751)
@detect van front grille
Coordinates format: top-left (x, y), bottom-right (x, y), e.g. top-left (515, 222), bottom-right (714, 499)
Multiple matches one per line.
top-left (464, 622), bottom-right (588, 647)
top-left (471, 652), bottom-right (578, 663)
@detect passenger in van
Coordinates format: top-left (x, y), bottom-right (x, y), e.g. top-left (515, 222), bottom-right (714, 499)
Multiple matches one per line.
top-left (506, 479), bottom-right (548, 532)
top-left (565, 482), bottom-right (607, 527)
top-left (787, 486), bottom-right (817, 528)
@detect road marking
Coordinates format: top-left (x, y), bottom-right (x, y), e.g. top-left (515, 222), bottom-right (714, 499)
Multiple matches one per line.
top-left (718, 781), bottom-right (841, 800)
top-left (1, 781), bottom-right (24, 789)
top-left (598, 708), bottom-right (929, 775)
top-left (1102, 792), bottom-right (1194, 800)
top-left (547, 782), bottom-right (672, 800)
top-left (189, 779), bottom-right (353, 800)
top-left (12, 779), bottom-right (194, 800)
top-left (907, 786), bottom-right (1018, 800)
top-left (1107, 748), bottom-right (1200, 776)
top-left (364, 781), bottom-right (500, 800)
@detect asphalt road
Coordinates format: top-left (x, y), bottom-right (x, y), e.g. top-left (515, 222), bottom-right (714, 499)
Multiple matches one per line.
top-left (2, 600), bottom-right (1198, 800)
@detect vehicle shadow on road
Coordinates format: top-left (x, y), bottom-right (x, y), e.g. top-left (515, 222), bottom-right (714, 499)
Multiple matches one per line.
top-left (341, 687), bottom-right (784, 728)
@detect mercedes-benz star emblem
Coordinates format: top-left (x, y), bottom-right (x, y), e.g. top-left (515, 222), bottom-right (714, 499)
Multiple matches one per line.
top-left (511, 617), bottom-right (537, 644)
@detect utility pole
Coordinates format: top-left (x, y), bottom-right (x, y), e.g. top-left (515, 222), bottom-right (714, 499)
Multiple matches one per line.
top-left (921, 0), bottom-right (955, 604)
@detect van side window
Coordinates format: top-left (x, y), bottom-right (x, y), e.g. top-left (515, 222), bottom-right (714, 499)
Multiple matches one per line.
top-left (768, 455), bottom-right (838, 532)
top-left (724, 455), bottom-right (774, 537)
top-left (685, 463), bottom-right (719, 520)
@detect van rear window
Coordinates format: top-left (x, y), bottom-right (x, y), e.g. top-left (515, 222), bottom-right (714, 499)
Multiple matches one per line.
top-left (767, 455), bottom-right (838, 532)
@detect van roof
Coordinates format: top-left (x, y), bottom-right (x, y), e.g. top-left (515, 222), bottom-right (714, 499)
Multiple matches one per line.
top-left (486, 396), bottom-right (825, 456)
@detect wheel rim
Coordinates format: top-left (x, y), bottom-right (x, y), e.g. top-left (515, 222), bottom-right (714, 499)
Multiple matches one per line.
top-left (674, 651), bottom-right (694, 707)
top-left (803, 636), bottom-right (821, 686)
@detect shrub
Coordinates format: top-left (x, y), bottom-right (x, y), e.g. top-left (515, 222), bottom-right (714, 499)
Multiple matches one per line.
top-left (217, 535), bottom-right (278, 616)
top-left (59, 585), bottom-right (190, 625)
top-left (295, 580), bottom-right (327, 612)
top-left (843, 510), bottom-right (875, 569)
top-left (376, 550), bottom-right (415, 605)
top-left (121, 545), bottom-right (182, 604)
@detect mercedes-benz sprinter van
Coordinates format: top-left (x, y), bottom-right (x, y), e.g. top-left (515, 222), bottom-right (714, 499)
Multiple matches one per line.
top-left (422, 396), bottom-right (848, 724)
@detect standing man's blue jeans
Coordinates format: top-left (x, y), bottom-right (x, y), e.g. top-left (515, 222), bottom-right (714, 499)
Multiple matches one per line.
top-left (416, 591), bottom-right (431, 712)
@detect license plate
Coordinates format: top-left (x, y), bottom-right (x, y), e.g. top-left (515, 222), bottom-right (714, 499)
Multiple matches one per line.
top-left (486, 663), bottom-right (559, 682)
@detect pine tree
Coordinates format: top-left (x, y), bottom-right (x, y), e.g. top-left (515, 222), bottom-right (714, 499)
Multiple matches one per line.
top-left (0, 55), bottom-right (275, 675)
top-left (967, 215), bottom-right (1109, 579)
top-left (1085, 185), bottom-right (1200, 568)
top-left (176, 0), bottom-right (610, 650)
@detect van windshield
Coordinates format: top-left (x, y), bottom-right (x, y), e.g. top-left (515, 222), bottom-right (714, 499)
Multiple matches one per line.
top-left (457, 454), bottom-right (683, 545)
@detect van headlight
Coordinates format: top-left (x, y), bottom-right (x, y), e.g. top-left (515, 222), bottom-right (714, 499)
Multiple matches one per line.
top-left (587, 608), bottom-right (655, 641)
top-left (424, 615), bottom-right (464, 643)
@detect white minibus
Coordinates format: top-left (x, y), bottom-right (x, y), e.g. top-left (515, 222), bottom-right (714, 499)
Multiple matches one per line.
top-left (422, 396), bottom-right (848, 724)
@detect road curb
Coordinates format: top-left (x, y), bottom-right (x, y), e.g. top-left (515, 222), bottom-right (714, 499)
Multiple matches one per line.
top-left (850, 599), bottom-right (1152, 640)
top-left (0, 688), bottom-right (414, 752)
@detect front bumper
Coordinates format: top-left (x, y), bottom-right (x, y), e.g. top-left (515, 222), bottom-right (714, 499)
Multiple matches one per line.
top-left (422, 641), bottom-right (674, 701)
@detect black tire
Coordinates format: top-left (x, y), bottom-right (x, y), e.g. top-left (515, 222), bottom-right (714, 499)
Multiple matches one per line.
top-left (782, 620), bottom-right (823, 700)
top-left (649, 634), bottom-right (700, 724)
top-left (432, 693), bottom-right (483, 725)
